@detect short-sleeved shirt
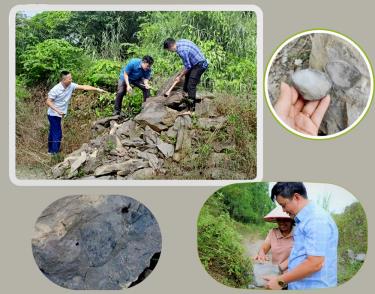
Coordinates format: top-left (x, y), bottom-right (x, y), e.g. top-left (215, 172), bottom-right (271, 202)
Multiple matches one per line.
top-left (47, 82), bottom-right (78, 117)
top-left (264, 228), bottom-right (294, 269)
top-left (176, 39), bottom-right (208, 70)
top-left (288, 202), bottom-right (338, 290)
top-left (119, 58), bottom-right (151, 82)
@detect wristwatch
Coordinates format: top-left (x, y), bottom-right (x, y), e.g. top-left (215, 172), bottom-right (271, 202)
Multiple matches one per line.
top-left (277, 279), bottom-right (287, 288)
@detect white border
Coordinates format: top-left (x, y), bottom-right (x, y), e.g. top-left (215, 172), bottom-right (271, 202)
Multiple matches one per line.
top-left (9, 4), bottom-right (263, 186)
top-left (265, 29), bottom-right (374, 140)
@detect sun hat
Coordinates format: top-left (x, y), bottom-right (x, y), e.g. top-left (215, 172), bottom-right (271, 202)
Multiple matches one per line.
top-left (263, 206), bottom-right (292, 222)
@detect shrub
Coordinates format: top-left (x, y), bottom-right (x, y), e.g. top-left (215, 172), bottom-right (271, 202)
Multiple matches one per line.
top-left (218, 183), bottom-right (274, 224)
top-left (198, 194), bottom-right (252, 288)
top-left (334, 202), bottom-right (367, 284)
top-left (21, 39), bottom-right (85, 86)
top-left (16, 77), bottom-right (30, 101)
top-left (85, 59), bottom-right (122, 91)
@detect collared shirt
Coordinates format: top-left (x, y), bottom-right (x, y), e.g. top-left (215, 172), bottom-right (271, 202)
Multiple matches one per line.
top-left (176, 39), bottom-right (208, 70)
top-left (264, 228), bottom-right (294, 271)
top-left (119, 58), bottom-right (151, 82)
top-left (288, 202), bottom-right (338, 289)
top-left (47, 82), bottom-right (78, 117)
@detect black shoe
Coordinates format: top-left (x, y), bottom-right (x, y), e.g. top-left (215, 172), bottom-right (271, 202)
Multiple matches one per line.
top-left (113, 111), bottom-right (126, 117)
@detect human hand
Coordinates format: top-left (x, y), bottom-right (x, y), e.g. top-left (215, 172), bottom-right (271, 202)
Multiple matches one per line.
top-left (274, 82), bottom-right (331, 136)
top-left (263, 275), bottom-right (282, 290)
top-left (253, 253), bottom-right (269, 263)
top-left (126, 85), bottom-right (133, 92)
top-left (54, 108), bottom-right (64, 117)
top-left (144, 84), bottom-right (151, 90)
top-left (174, 76), bottom-right (181, 83)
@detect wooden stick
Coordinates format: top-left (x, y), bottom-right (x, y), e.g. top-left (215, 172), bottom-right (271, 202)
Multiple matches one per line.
top-left (164, 80), bottom-right (179, 97)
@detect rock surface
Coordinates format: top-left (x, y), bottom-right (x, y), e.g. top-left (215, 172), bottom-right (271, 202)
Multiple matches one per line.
top-left (32, 195), bottom-right (162, 290)
top-left (291, 69), bottom-right (332, 100)
top-left (50, 79), bottom-right (236, 179)
top-left (268, 33), bottom-right (371, 135)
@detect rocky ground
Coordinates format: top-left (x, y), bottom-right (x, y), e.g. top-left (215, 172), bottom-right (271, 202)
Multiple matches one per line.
top-left (51, 77), bottom-right (247, 180)
top-left (268, 33), bottom-right (371, 135)
top-left (32, 195), bottom-right (161, 290)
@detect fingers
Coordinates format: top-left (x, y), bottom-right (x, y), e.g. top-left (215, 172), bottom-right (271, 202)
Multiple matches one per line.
top-left (262, 276), bottom-right (270, 281)
top-left (274, 82), bottom-right (293, 116)
top-left (301, 100), bottom-right (320, 118)
top-left (311, 95), bottom-right (331, 127)
top-left (293, 97), bottom-right (304, 116)
top-left (290, 85), bottom-right (299, 105)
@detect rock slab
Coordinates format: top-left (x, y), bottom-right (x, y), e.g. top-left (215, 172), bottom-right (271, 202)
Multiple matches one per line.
top-left (32, 195), bottom-right (162, 290)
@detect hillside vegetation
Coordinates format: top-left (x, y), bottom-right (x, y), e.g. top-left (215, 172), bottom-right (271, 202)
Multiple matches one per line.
top-left (15, 11), bottom-right (257, 178)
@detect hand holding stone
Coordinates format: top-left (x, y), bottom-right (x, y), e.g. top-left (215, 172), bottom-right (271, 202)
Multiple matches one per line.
top-left (274, 82), bottom-right (331, 136)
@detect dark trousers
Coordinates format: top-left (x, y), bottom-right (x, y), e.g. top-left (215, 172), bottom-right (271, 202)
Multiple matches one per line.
top-left (114, 79), bottom-right (151, 112)
top-left (183, 62), bottom-right (207, 110)
top-left (48, 115), bottom-right (62, 154)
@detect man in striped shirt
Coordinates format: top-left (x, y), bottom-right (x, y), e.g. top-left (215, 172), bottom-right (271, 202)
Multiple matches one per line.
top-left (163, 38), bottom-right (208, 112)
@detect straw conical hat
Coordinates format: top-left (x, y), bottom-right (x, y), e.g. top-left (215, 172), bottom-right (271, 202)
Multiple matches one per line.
top-left (264, 206), bottom-right (292, 222)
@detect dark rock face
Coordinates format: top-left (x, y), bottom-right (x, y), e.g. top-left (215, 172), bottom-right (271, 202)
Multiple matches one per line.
top-left (32, 195), bottom-right (162, 290)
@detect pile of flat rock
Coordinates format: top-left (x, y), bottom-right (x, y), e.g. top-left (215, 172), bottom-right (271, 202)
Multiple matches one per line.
top-left (51, 87), bottom-right (229, 179)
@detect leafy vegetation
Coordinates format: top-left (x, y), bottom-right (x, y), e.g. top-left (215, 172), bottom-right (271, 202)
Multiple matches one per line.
top-left (15, 10), bottom-right (257, 177)
top-left (197, 183), bottom-right (275, 287)
top-left (334, 202), bottom-right (367, 284)
top-left (197, 191), bottom-right (252, 288)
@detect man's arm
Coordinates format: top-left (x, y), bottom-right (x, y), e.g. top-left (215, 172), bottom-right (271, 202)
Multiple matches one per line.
top-left (264, 256), bottom-right (324, 289)
top-left (46, 98), bottom-right (64, 116)
top-left (76, 85), bottom-right (105, 92)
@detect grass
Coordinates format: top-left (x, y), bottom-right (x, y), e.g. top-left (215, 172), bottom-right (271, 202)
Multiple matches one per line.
top-left (160, 92), bottom-right (257, 180)
top-left (15, 84), bottom-right (100, 176)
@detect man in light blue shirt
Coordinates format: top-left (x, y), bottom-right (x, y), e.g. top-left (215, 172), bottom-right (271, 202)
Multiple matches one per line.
top-left (114, 56), bottom-right (154, 115)
top-left (46, 70), bottom-right (105, 154)
top-left (264, 182), bottom-right (338, 290)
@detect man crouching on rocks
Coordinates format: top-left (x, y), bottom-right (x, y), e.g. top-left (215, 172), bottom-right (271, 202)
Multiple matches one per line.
top-left (46, 70), bottom-right (105, 155)
top-left (113, 55), bottom-right (154, 116)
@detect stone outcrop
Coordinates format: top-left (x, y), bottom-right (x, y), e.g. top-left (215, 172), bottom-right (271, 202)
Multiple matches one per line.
top-left (32, 195), bottom-right (162, 290)
top-left (51, 85), bottom-right (231, 180)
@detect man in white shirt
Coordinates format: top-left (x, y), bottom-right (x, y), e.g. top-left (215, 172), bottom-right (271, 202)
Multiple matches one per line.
top-left (46, 70), bottom-right (105, 154)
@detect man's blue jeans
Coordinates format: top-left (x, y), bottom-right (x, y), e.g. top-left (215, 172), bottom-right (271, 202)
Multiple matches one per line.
top-left (48, 115), bottom-right (62, 154)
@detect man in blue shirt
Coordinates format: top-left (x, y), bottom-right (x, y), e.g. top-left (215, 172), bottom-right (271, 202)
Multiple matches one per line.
top-left (114, 55), bottom-right (154, 115)
top-left (163, 38), bottom-right (208, 112)
top-left (46, 70), bottom-right (105, 154)
top-left (264, 182), bottom-right (338, 290)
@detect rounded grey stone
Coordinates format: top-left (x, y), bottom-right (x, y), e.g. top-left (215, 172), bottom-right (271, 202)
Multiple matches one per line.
top-left (291, 69), bottom-right (332, 100)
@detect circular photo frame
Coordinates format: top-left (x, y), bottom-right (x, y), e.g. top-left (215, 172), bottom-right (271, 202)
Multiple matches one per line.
top-left (265, 29), bottom-right (374, 139)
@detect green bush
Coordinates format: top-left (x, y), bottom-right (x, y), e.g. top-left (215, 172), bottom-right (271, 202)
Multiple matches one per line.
top-left (334, 202), bottom-right (367, 284)
top-left (218, 183), bottom-right (274, 224)
top-left (85, 59), bottom-right (122, 90)
top-left (198, 194), bottom-right (252, 288)
top-left (21, 39), bottom-right (85, 86)
top-left (15, 77), bottom-right (30, 101)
